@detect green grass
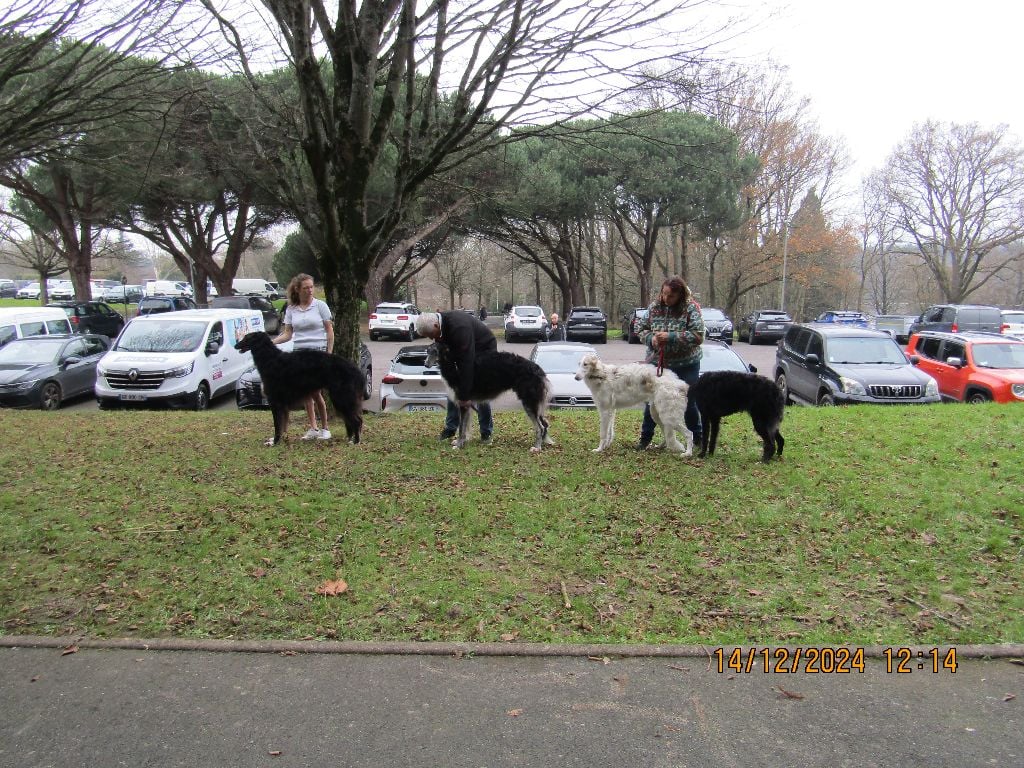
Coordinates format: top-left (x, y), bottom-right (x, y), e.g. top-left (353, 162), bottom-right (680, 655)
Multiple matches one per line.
top-left (0, 404), bottom-right (1021, 646)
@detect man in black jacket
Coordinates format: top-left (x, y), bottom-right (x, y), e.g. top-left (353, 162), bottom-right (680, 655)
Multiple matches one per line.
top-left (415, 311), bottom-right (495, 444)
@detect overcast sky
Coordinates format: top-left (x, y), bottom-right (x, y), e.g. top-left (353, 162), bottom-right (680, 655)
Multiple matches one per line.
top-left (728, 0), bottom-right (1018, 192)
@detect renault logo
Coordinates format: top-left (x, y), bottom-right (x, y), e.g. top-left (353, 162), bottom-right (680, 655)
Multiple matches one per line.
top-left (128, 368), bottom-right (139, 382)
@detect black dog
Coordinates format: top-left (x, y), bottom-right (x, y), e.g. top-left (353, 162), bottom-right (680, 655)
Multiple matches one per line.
top-left (235, 332), bottom-right (365, 446)
top-left (689, 370), bottom-right (785, 462)
top-left (425, 343), bottom-right (552, 452)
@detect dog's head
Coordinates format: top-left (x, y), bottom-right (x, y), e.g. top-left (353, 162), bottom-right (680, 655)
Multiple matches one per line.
top-left (235, 331), bottom-right (269, 354)
top-left (424, 343), bottom-right (443, 369)
top-left (574, 354), bottom-right (602, 381)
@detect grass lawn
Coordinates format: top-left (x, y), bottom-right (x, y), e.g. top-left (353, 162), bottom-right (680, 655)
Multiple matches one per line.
top-left (0, 403), bottom-right (1020, 646)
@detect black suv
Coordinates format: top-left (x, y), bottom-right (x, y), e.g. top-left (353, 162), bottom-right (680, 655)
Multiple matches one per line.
top-left (565, 306), bottom-right (607, 343)
top-left (136, 296), bottom-right (199, 315)
top-left (908, 304), bottom-right (1002, 336)
top-left (774, 323), bottom-right (940, 406)
top-left (738, 310), bottom-right (792, 344)
top-left (50, 301), bottom-right (125, 338)
top-left (701, 307), bottom-right (734, 345)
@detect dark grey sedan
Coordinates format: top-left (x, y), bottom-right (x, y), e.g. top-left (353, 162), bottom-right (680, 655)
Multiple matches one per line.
top-left (0, 334), bottom-right (110, 410)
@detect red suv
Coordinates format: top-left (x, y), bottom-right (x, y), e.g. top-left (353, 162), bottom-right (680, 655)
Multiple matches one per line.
top-left (906, 331), bottom-right (1024, 403)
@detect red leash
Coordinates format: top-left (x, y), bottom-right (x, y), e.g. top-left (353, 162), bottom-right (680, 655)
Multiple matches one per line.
top-left (656, 345), bottom-right (665, 377)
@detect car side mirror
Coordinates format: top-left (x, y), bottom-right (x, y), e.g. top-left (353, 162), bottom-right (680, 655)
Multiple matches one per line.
top-left (206, 340), bottom-right (220, 356)
top-left (805, 353), bottom-right (820, 365)
top-left (747, 363), bottom-right (758, 373)
top-left (945, 356), bottom-right (963, 368)
top-left (61, 355), bottom-right (82, 367)
top-left (909, 355), bottom-right (920, 365)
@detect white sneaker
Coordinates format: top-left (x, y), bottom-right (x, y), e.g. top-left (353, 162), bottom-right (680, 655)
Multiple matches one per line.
top-left (301, 428), bottom-right (320, 440)
top-left (317, 429), bottom-right (332, 440)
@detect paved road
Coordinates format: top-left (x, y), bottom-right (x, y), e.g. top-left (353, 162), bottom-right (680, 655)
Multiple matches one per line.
top-left (1, 643), bottom-right (1021, 768)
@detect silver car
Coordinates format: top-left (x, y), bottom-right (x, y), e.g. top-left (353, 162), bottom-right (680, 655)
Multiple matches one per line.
top-left (529, 341), bottom-right (598, 408)
top-left (379, 344), bottom-right (449, 413)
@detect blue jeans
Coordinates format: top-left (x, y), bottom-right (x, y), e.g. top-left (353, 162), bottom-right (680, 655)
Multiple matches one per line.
top-left (640, 359), bottom-right (702, 443)
top-left (445, 399), bottom-right (493, 439)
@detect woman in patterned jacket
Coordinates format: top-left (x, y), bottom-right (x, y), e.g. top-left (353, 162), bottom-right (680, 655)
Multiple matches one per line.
top-left (636, 275), bottom-right (704, 449)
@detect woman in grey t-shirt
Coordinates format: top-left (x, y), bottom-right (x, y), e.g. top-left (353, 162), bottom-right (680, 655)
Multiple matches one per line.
top-left (272, 273), bottom-right (335, 440)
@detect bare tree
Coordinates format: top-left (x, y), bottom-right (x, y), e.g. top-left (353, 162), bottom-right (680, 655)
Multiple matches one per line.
top-left (433, 241), bottom-right (475, 310)
top-left (198, 0), bottom-right (718, 358)
top-left (880, 121), bottom-right (1024, 303)
top-left (0, 0), bottom-right (206, 167)
top-left (0, 230), bottom-right (65, 298)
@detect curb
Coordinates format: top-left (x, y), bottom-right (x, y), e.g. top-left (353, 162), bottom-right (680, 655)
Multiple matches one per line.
top-left (2, 635), bottom-right (1022, 659)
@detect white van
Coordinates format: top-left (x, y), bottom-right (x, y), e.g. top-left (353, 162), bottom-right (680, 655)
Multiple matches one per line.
top-left (232, 278), bottom-right (278, 299)
top-left (95, 308), bottom-right (265, 410)
top-left (0, 307), bottom-right (74, 348)
top-left (144, 279), bottom-right (194, 297)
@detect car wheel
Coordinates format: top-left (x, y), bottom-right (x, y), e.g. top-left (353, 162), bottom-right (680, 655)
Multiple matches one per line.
top-left (598, 334), bottom-right (607, 344)
top-left (774, 372), bottom-right (791, 405)
top-left (191, 382), bottom-right (210, 411)
top-left (749, 331), bottom-right (758, 345)
top-left (39, 381), bottom-right (62, 410)
top-left (817, 390), bottom-right (835, 407)
top-left (363, 366), bottom-right (373, 401)
top-left (965, 390), bottom-right (991, 404)
top-left (369, 332), bottom-right (378, 342)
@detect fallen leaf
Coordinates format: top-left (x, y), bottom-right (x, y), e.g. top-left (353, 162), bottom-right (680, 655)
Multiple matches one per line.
top-left (315, 579), bottom-right (348, 596)
top-left (252, 568), bottom-right (267, 579)
top-left (1004, 693), bottom-right (1017, 702)
top-left (30, 675), bottom-right (40, 682)
top-left (588, 656), bottom-right (611, 665)
top-left (61, 645), bottom-right (78, 656)
top-left (269, 750), bottom-right (282, 756)
top-left (499, 633), bottom-right (515, 642)
top-left (746, 589), bottom-right (763, 596)
top-left (507, 709), bottom-right (523, 717)
top-left (775, 686), bottom-right (804, 700)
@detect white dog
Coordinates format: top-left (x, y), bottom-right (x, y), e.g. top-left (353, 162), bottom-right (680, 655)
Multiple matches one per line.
top-left (575, 354), bottom-right (693, 456)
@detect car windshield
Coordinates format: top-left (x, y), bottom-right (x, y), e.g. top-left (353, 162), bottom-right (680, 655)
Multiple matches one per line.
top-left (0, 340), bottom-right (62, 364)
top-left (114, 320), bottom-right (208, 352)
top-left (702, 309), bottom-right (726, 321)
top-left (971, 343), bottom-right (1024, 369)
top-left (533, 347), bottom-right (593, 373)
top-left (1003, 312), bottom-right (1024, 324)
top-left (517, 307), bottom-right (542, 317)
top-left (826, 337), bottom-right (907, 364)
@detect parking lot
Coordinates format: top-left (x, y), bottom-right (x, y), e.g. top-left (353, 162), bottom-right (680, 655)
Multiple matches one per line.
top-left (59, 335), bottom-right (776, 413)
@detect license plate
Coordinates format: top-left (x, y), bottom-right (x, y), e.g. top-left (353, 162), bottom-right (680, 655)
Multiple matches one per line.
top-left (768, 324), bottom-right (783, 329)
top-left (407, 404), bottom-right (442, 412)
top-left (381, 319), bottom-right (394, 325)
top-left (119, 393), bottom-right (146, 401)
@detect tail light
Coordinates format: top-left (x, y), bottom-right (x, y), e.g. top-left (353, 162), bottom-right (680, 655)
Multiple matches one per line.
top-left (369, 313), bottom-right (378, 320)
top-left (69, 316), bottom-right (79, 326)
top-left (951, 323), bottom-right (958, 332)
top-left (381, 375), bottom-right (402, 384)
top-left (1001, 323), bottom-right (1010, 333)
top-left (397, 315), bottom-right (409, 320)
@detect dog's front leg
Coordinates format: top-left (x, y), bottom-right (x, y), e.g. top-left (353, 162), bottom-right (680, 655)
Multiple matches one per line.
top-left (594, 409), bottom-right (614, 452)
top-left (453, 403), bottom-right (471, 449)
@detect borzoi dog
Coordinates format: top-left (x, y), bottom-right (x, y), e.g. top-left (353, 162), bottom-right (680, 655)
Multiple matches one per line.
top-left (425, 343), bottom-right (552, 452)
top-left (688, 370), bottom-right (785, 462)
top-left (236, 332), bottom-right (365, 446)
top-left (574, 355), bottom-right (693, 456)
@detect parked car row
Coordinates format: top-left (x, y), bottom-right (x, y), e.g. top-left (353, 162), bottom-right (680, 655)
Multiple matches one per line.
top-left (773, 321), bottom-right (1024, 407)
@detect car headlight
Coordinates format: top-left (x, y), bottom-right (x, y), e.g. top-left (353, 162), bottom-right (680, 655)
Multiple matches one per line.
top-left (839, 376), bottom-right (865, 395)
top-left (1011, 383), bottom-right (1024, 400)
top-left (925, 378), bottom-right (939, 397)
top-left (167, 361), bottom-right (195, 378)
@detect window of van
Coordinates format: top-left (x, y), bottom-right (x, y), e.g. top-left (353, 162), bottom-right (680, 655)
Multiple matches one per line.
top-left (0, 325), bottom-right (15, 347)
top-left (19, 321), bottom-right (47, 336)
top-left (47, 318), bottom-right (71, 333)
top-left (115, 319), bottom-right (209, 352)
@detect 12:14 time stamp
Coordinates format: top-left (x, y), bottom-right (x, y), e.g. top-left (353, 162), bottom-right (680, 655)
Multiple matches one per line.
top-left (713, 647), bottom-right (958, 674)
